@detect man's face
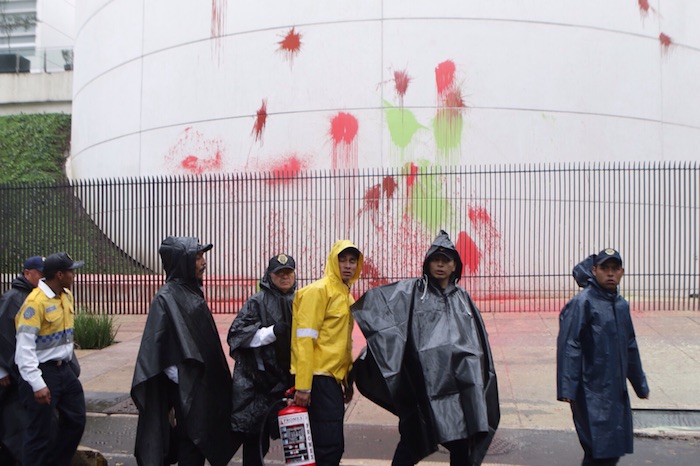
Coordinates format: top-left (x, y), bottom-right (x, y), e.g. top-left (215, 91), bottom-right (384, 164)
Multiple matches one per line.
top-left (338, 252), bottom-right (359, 284)
top-left (428, 255), bottom-right (456, 281)
top-left (195, 252), bottom-right (207, 280)
top-left (24, 269), bottom-right (44, 287)
top-left (270, 268), bottom-right (295, 293)
top-left (592, 260), bottom-right (624, 292)
top-left (57, 270), bottom-right (75, 289)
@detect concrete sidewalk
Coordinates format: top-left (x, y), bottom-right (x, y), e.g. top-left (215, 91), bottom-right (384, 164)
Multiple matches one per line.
top-left (76, 309), bottom-right (700, 438)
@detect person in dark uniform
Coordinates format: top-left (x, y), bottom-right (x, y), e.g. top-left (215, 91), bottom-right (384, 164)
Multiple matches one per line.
top-left (0, 255), bottom-right (44, 465)
top-left (558, 248), bottom-right (649, 465)
top-left (14, 252), bottom-right (86, 466)
top-left (228, 253), bottom-right (297, 466)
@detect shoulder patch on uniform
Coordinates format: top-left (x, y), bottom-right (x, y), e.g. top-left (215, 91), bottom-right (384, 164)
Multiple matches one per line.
top-left (23, 307), bottom-right (36, 319)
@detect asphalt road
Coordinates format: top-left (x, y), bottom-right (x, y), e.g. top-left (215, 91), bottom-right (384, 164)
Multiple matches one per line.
top-left (82, 413), bottom-right (699, 466)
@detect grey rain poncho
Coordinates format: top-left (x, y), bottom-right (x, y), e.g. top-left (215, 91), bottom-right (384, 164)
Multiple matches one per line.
top-left (352, 231), bottom-right (500, 464)
top-left (557, 255), bottom-right (649, 459)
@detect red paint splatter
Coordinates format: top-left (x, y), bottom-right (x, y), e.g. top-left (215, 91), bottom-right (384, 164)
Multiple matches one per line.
top-left (406, 162), bottom-right (419, 193)
top-left (252, 99), bottom-right (267, 142)
top-left (468, 206), bottom-right (491, 225)
top-left (435, 60), bottom-right (456, 96)
top-left (456, 231), bottom-right (481, 275)
top-left (659, 33), bottom-right (673, 54)
top-left (330, 112), bottom-right (359, 170)
top-left (268, 154), bottom-right (307, 180)
top-left (166, 128), bottom-right (226, 175)
top-left (180, 151), bottom-right (223, 175)
top-left (382, 176), bottom-right (398, 199)
top-left (363, 184), bottom-right (382, 212)
top-left (394, 70), bottom-right (411, 106)
top-left (210, 0), bottom-right (227, 61)
top-left (278, 27), bottom-right (302, 62)
top-left (330, 112), bottom-right (358, 145)
top-left (361, 258), bottom-right (390, 288)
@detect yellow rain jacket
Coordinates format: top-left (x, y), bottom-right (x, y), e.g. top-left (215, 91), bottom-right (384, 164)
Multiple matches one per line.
top-left (291, 240), bottom-right (363, 391)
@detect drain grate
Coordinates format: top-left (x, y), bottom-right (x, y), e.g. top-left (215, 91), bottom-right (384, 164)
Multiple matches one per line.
top-left (487, 435), bottom-right (519, 455)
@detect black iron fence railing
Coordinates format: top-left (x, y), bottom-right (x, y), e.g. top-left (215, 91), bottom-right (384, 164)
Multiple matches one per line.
top-left (1, 162), bottom-right (698, 313)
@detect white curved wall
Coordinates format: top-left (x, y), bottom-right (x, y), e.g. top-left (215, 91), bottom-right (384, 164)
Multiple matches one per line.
top-left (70, 0), bottom-right (700, 179)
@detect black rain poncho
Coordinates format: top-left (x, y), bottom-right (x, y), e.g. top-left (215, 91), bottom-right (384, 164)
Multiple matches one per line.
top-left (557, 256), bottom-right (649, 459)
top-left (131, 237), bottom-right (236, 466)
top-left (228, 267), bottom-right (295, 434)
top-left (351, 231), bottom-right (500, 465)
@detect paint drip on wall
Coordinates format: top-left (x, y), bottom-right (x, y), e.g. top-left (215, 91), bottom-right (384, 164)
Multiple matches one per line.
top-left (252, 99), bottom-right (268, 143)
top-left (210, 0), bottom-right (227, 61)
top-left (659, 33), bottom-right (673, 56)
top-left (330, 112), bottom-right (359, 170)
top-left (384, 101), bottom-right (425, 150)
top-left (433, 60), bottom-right (466, 164)
top-left (394, 70), bottom-right (411, 108)
top-left (278, 27), bottom-right (302, 63)
top-left (165, 127), bottom-right (226, 175)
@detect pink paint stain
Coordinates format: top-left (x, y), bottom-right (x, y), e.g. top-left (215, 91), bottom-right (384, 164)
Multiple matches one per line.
top-left (252, 99), bottom-right (267, 142)
top-left (166, 127), bottom-right (226, 175)
top-left (278, 27), bottom-right (302, 62)
top-left (659, 33), bottom-right (673, 54)
top-left (269, 154), bottom-right (305, 179)
top-left (394, 70), bottom-right (411, 107)
top-left (456, 230), bottom-right (481, 275)
top-left (435, 60), bottom-right (456, 96)
top-left (330, 112), bottom-right (359, 170)
top-left (181, 151), bottom-right (223, 175)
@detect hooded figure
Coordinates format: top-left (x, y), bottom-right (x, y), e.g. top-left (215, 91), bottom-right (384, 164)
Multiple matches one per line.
top-left (352, 230), bottom-right (499, 465)
top-left (557, 249), bottom-right (649, 464)
top-left (0, 271), bottom-right (38, 463)
top-left (291, 240), bottom-right (363, 466)
top-left (228, 253), bottom-right (297, 466)
top-left (131, 236), bottom-right (236, 466)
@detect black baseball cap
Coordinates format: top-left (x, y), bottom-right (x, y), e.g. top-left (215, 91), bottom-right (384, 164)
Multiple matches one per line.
top-left (23, 256), bottom-right (45, 272)
top-left (43, 252), bottom-right (85, 275)
top-left (197, 243), bottom-right (213, 253)
top-left (429, 246), bottom-right (458, 261)
top-left (268, 254), bottom-right (296, 273)
top-left (595, 248), bottom-right (623, 266)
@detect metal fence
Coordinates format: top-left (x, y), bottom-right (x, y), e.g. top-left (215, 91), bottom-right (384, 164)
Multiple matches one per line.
top-left (1, 162), bottom-right (698, 313)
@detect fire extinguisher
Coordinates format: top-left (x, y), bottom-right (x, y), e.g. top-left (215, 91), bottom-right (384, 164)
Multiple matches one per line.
top-left (278, 388), bottom-right (315, 465)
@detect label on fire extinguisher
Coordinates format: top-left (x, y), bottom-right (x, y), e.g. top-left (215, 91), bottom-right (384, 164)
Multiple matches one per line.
top-left (278, 410), bottom-right (315, 465)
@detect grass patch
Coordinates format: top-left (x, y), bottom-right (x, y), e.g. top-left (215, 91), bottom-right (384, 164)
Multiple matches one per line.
top-left (74, 308), bottom-right (120, 349)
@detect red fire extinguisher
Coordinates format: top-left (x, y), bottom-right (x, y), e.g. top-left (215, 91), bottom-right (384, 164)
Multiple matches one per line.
top-left (278, 389), bottom-right (315, 465)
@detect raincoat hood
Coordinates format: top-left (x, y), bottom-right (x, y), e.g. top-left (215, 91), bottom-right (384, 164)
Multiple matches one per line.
top-left (325, 239), bottom-right (363, 287)
top-left (159, 236), bottom-right (211, 287)
top-left (422, 230), bottom-right (463, 280)
top-left (572, 254), bottom-right (596, 288)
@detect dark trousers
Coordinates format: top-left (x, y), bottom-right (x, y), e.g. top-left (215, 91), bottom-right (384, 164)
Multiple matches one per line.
top-left (393, 437), bottom-right (474, 466)
top-left (308, 375), bottom-right (345, 466)
top-left (18, 362), bottom-right (86, 466)
top-left (241, 431), bottom-right (270, 466)
top-left (582, 452), bottom-right (620, 465)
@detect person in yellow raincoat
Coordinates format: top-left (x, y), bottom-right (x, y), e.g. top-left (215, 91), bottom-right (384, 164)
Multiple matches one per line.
top-left (291, 239), bottom-right (363, 466)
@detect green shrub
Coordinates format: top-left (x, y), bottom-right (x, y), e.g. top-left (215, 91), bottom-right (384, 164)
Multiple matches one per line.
top-left (74, 308), bottom-right (120, 349)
